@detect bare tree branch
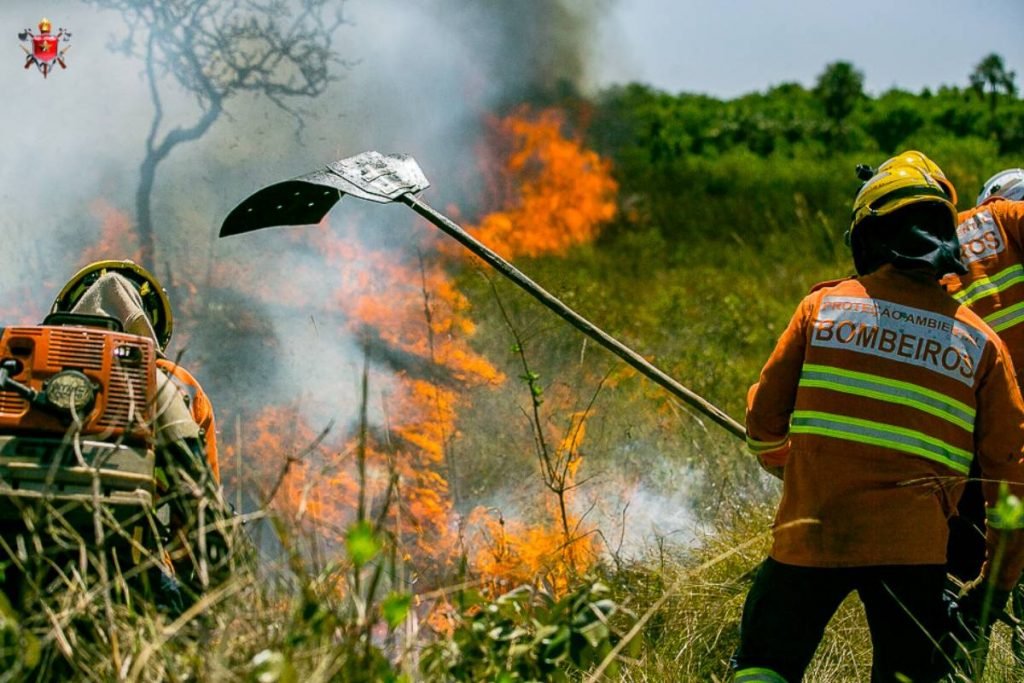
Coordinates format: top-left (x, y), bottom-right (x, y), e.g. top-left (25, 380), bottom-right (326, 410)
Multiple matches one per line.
top-left (84, 0), bottom-right (348, 266)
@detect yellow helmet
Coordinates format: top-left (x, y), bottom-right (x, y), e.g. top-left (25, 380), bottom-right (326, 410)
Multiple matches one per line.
top-left (38, 17), bottom-right (51, 33)
top-left (52, 260), bottom-right (174, 350)
top-left (876, 150), bottom-right (958, 207)
top-left (851, 164), bottom-right (956, 233)
top-left (849, 164), bottom-right (961, 276)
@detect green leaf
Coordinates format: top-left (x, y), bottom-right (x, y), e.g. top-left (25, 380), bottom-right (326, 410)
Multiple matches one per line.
top-left (535, 624), bottom-right (559, 640)
top-left (0, 591), bottom-right (16, 626)
top-left (345, 520), bottom-right (381, 566)
top-left (382, 592), bottom-right (412, 629)
top-left (503, 626), bottom-right (530, 642)
top-left (542, 625), bottom-right (571, 663)
top-left (989, 482), bottom-right (1024, 530)
top-left (153, 466), bottom-right (169, 490)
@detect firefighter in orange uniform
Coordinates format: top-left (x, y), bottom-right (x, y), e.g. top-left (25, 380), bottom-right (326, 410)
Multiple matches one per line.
top-left (50, 260), bottom-right (220, 481)
top-left (731, 165), bottom-right (1024, 682)
top-left (50, 260), bottom-right (227, 607)
top-left (946, 168), bottom-right (1024, 386)
top-left (860, 153), bottom-right (995, 585)
top-left (942, 169), bottom-right (1024, 656)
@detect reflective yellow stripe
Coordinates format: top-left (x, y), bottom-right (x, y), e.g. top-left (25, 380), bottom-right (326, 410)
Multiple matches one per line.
top-left (985, 300), bottom-right (1024, 333)
top-left (791, 410), bottom-right (972, 474)
top-left (799, 363), bottom-right (974, 432)
top-left (746, 435), bottom-right (788, 454)
top-left (954, 263), bottom-right (1024, 306)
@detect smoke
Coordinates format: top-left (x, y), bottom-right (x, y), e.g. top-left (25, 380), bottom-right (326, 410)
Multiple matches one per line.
top-left (156, 0), bottom-right (619, 417)
top-left (2, 0), bottom-right (700, 561)
top-left (0, 0), bottom-right (612, 385)
top-left (434, 0), bottom-right (614, 100)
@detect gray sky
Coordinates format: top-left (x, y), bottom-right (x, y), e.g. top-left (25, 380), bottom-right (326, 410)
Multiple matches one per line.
top-left (595, 0), bottom-right (1024, 97)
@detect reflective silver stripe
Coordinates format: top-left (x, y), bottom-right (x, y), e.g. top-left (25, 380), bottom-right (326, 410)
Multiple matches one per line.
top-left (954, 263), bottom-right (1024, 306)
top-left (799, 364), bottom-right (974, 432)
top-left (956, 211), bottom-right (1004, 264)
top-left (985, 300), bottom-right (1024, 333)
top-left (791, 410), bottom-right (972, 474)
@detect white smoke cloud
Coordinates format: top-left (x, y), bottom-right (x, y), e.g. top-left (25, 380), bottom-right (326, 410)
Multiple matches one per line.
top-left (0, 1), bottom-right (717, 564)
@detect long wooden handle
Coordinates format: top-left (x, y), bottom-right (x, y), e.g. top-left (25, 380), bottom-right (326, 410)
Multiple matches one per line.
top-left (400, 193), bottom-right (746, 440)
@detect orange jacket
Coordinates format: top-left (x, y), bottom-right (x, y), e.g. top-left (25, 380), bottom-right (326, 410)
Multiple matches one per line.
top-left (747, 266), bottom-right (1024, 588)
top-left (155, 359), bottom-right (219, 482)
top-left (944, 198), bottom-right (1024, 385)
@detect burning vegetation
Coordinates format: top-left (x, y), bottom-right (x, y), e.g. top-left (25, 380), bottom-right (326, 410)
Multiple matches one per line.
top-left (208, 108), bottom-right (620, 595)
top-left (0, 103), bottom-right (636, 681)
top-left (25, 107), bottom-right (623, 638)
top-left (469, 108), bottom-right (618, 258)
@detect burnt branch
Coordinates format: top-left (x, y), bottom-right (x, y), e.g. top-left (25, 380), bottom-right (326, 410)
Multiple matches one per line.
top-left (82, 0), bottom-right (348, 266)
top-left (90, 0), bottom-right (345, 107)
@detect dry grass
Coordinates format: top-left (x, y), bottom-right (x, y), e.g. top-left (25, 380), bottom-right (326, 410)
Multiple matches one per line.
top-left (3, 492), bottom-right (1024, 681)
top-left (601, 502), bottom-right (1024, 682)
top-left (2, 422), bottom-right (1022, 683)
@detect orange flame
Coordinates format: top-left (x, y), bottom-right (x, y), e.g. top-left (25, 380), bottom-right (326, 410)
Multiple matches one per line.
top-left (247, 108), bottom-right (617, 591)
top-left (68, 107), bottom-right (621, 595)
top-left (453, 109), bottom-right (615, 590)
top-left (78, 199), bottom-right (141, 267)
top-left (467, 108), bottom-right (618, 259)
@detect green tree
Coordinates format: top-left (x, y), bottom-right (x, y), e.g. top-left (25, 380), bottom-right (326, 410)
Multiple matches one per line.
top-left (864, 90), bottom-right (924, 152)
top-left (814, 61), bottom-right (865, 126)
top-left (970, 53), bottom-right (1018, 114)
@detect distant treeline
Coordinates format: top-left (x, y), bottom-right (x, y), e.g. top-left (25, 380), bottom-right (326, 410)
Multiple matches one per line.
top-left (585, 55), bottom-right (1023, 245)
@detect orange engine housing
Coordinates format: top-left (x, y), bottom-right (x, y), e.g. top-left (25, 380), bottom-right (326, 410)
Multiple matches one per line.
top-left (0, 324), bottom-right (159, 522)
top-left (0, 325), bottom-right (157, 441)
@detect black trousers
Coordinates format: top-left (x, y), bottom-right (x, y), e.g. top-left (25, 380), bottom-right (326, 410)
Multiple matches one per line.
top-left (732, 558), bottom-right (950, 682)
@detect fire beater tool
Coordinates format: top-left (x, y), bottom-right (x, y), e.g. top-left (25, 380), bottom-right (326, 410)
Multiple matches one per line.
top-left (219, 151), bottom-right (746, 440)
